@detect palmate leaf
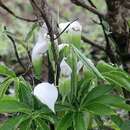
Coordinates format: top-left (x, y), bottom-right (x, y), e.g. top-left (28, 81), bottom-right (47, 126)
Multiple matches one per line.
top-left (0, 64), bottom-right (16, 77)
top-left (35, 118), bottom-right (49, 130)
top-left (89, 95), bottom-right (124, 105)
top-left (0, 97), bottom-right (31, 114)
top-left (120, 121), bottom-right (130, 130)
top-left (88, 95), bottom-right (130, 111)
top-left (85, 103), bottom-right (115, 115)
top-left (71, 44), bottom-right (104, 80)
top-left (0, 115), bottom-right (29, 130)
top-left (104, 72), bottom-right (130, 91)
top-left (96, 61), bottom-right (118, 73)
top-left (19, 118), bottom-right (32, 130)
top-left (77, 79), bottom-right (91, 102)
top-left (0, 78), bottom-right (14, 98)
top-left (15, 78), bottom-right (33, 108)
top-left (111, 115), bottom-right (123, 129)
top-left (97, 61), bottom-right (130, 91)
top-left (81, 85), bottom-right (113, 106)
top-left (57, 112), bottom-right (73, 130)
top-left (73, 112), bottom-right (88, 130)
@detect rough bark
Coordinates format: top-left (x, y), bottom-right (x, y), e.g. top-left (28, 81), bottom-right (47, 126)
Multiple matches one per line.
top-left (105, 0), bottom-right (130, 118)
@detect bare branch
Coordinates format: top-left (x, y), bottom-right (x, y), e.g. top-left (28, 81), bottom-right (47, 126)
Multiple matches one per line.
top-left (70, 0), bottom-right (106, 20)
top-left (54, 18), bottom-right (79, 40)
top-left (0, 2), bottom-right (37, 22)
top-left (88, 0), bottom-right (117, 63)
top-left (81, 35), bottom-right (105, 51)
top-left (4, 27), bottom-right (26, 71)
top-left (30, 0), bottom-right (61, 84)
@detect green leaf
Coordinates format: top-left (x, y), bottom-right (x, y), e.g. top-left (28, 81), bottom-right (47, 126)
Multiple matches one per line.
top-left (97, 61), bottom-right (130, 91)
top-left (0, 78), bottom-right (14, 98)
top-left (32, 57), bottom-right (43, 80)
top-left (55, 103), bottom-right (75, 112)
top-left (97, 61), bottom-right (118, 73)
top-left (0, 115), bottom-right (28, 130)
top-left (16, 79), bottom-right (33, 108)
top-left (71, 44), bottom-right (104, 80)
top-left (104, 72), bottom-right (130, 91)
top-left (19, 118), bottom-right (32, 130)
top-left (71, 50), bottom-right (77, 98)
top-left (35, 118), bottom-right (49, 130)
top-left (0, 98), bottom-right (31, 114)
top-left (25, 23), bottom-right (37, 42)
top-left (85, 103), bottom-right (115, 115)
top-left (89, 95), bottom-right (124, 105)
top-left (111, 115), bottom-right (123, 128)
top-left (59, 78), bottom-right (71, 97)
top-left (78, 79), bottom-right (91, 102)
top-left (88, 95), bottom-right (130, 111)
top-left (81, 85), bottom-right (113, 106)
top-left (57, 112), bottom-right (73, 130)
top-left (120, 120), bottom-right (130, 130)
top-left (61, 31), bottom-right (81, 48)
top-left (73, 112), bottom-right (88, 130)
top-left (0, 64), bottom-right (16, 77)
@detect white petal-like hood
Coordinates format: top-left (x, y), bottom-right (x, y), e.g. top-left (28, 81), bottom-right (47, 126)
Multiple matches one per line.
top-left (33, 82), bottom-right (58, 113)
top-left (59, 21), bottom-right (82, 35)
top-left (60, 58), bottom-right (72, 77)
top-left (32, 25), bottom-right (49, 61)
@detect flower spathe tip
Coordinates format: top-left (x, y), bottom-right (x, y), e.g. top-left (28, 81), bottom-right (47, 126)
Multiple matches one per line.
top-left (59, 21), bottom-right (82, 34)
top-left (33, 82), bottom-right (58, 113)
top-left (60, 58), bottom-right (72, 77)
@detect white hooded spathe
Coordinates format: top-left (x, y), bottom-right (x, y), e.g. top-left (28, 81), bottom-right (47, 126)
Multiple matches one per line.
top-left (33, 82), bottom-right (58, 113)
top-left (31, 25), bottom-right (49, 61)
top-left (31, 25), bottom-right (49, 80)
top-left (60, 58), bottom-right (72, 77)
top-left (59, 21), bottom-right (82, 36)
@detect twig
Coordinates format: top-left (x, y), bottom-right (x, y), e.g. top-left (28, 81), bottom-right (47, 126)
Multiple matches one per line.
top-left (0, 2), bottom-right (37, 22)
top-left (49, 4), bottom-right (105, 52)
top-left (88, 0), bottom-right (116, 63)
top-left (81, 35), bottom-right (105, 51)
top-left (30, 0), bottom-right (61, 85)
top-left (70, 0), bottom-right (106, 21)
top-left (54, 18), bottom-right (79, 40)
top-left (4, 27), bottom-right (26, 71)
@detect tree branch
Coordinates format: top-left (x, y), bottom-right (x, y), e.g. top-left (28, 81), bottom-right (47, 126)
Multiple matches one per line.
top-left (81, 35), bottom-right (105, 51)
top-left (30, 0), bottom-right (61, 85)
top-left (0, 2), bottom-right (37, 22)
top-left (70, 0), bottom-right (106, 20)
top-left (4, 27), bottom-right (26, 71)
top-left (88, 0), bottom-right (117, 63)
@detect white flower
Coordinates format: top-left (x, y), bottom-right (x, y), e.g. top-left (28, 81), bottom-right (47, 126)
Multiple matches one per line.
top-left (59, 21), bottom-right (82, 35)
top-left (33, 82), bottom-right (58, 113)
top-left (60, 58), bottom-right (72, 77)
top-left (31, 24), bottom-right (49, 79)
top-left (59, 22), bottom-right (70, 33)
top-left (58, 43), bottom-right (69, 51)
top-left (31, 25), bottom-right (49, 61)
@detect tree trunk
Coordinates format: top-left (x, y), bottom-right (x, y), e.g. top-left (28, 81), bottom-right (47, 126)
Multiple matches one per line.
top-left (105, 0), bottom-right (130, 118)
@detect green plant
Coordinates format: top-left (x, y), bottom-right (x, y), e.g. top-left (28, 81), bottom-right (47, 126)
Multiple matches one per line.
top-left (1, 21), bottom-right (130, 130)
